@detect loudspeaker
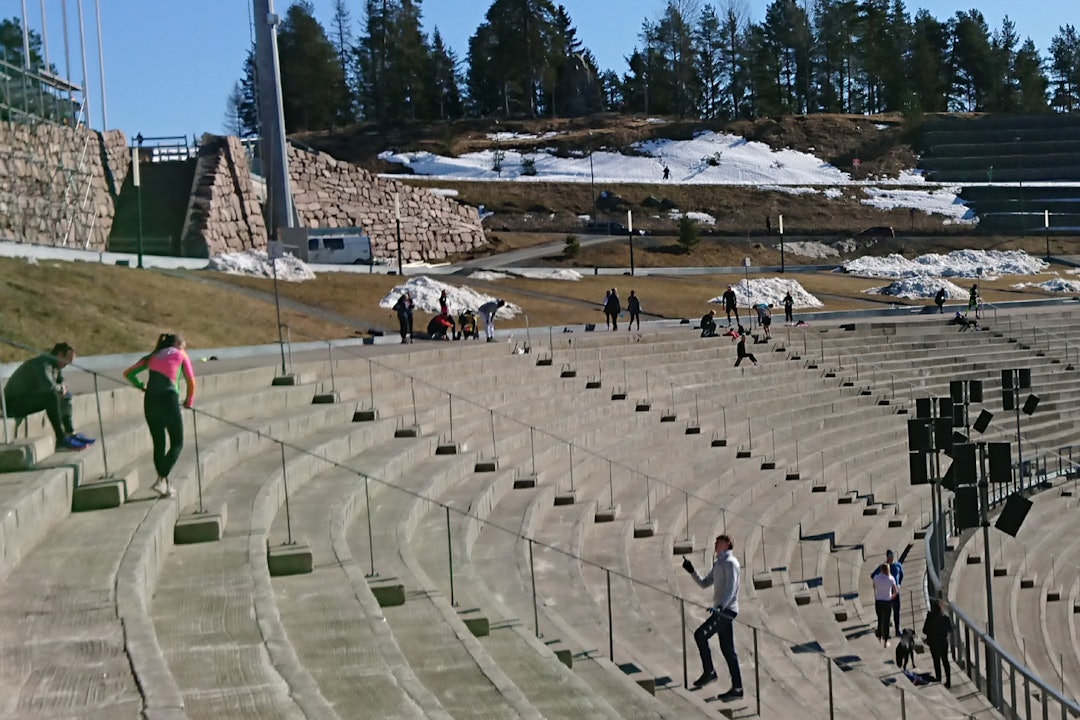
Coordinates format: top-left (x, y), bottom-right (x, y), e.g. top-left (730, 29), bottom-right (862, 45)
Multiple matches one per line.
top-left (937, 397), bottom-right (952, 419)
top-left (909, 452), bottom-right (929, 485)
top-left (952, 431), bottom-right (968, 448)
top-left (952, 404), bottom-right (965, 428)
top-left (934, 417), bottom-right (953, 452)
top-left (1003, 391), bottom-right (1015, 412)
top-left (1001, 369), bottom-right (1013, 390)
top-left (955, 485), bottom-right (980, 530)
top-left (907, 419), bottom-right (933, 452)
top-left (1018, 368), bottom-right (1031, 389)
top-left (951, 443), bottom-right (978, 485)
top-left (915, 397), bottom-right (932, 419)
top-left (973, 409), bottom-right (993, 434)
top-left (995, 493), bottom-right (1033, 537)
top-left (988, 442), bottom-right (1011, 483)
top-left (969, 380), bottom-right (983, 403)
top-left (950, 380), bottom-right (964, 404)
top-left (1022, 394), bottom-right (1039, 416)
top-left (941, 462), bottom-right (957, 491)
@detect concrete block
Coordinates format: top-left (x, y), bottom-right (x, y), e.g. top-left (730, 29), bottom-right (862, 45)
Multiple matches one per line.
top-left (711, 438), bottom-right (727, 447)
top-left (660, 412), bottom-right (676, 422)
top-left (553, 492), bottom-right (577, 506)
top-left (888, 517), bottom-right (903, 528)
top-left (752, 572), bottom-right (773, 589)
top-left (271, 374), bottom-right (300, 386)
top-left (550, 644), bottom-right (573, 669)
top-left (785, 472), bottom-right (801, 480)
top-left (837, 494), bottom-right (855, 504)
top-left (1020, 576), bottom-right (1036, 589)
top-left (1047, 588), bottom-right (1062, 602)
top-left (311, 391), bottom-right (341, 404)
top-left (370, 577), bottom-right (406, 607)
top-left (913, 529), bottom-right (927, 539)
top-left (435, 443), bottom-right (459, 455)
top-left (174, 504), bottom-right (227, 544)
top-left (72, 475), bottom-right (128, 512)
top-left (633, 521), bottom-right (657, 538)
top-left (459, 609), bottom-right (489, 637)
top-left (560, 368), bottom-right (577, 378)
top-left (736, 449), bottom-right (751, 459)
top-left (833, 607), bottom-right (849, 622)
top-left (267, 541), bottom-right (313, 576)
top-left (760, 461), bottom-right (776, 470)
top-left (353, 408), bottom-right (378, 422)
top-left (595, 505), bottom-right (619, 523)
top-left (585, 379), bottom-right (601, 389)
top-left (635, 401), bottom-right (651, 412)
top-left (0, 443), bottom-right (36, 472)
top-left (611, 390), bottom-right (627, 400)
top-left (536, 356), bottom-right (553, 367)
top-left (794, 591), bottom-right (812, 606)
top-left (672, 536), bottom-right (694, 555)
top-left (811, 485), bottom-right (827, 493)
top-left (993, 566), bottom-right (1008, 577)
top-left (862, 506), bottom-right (879, 516)
top-left (395, 426), bottom-right (420, 438)
top-left (966, 554), bottom-right (982, 565)
top-left (513, 475), bottom-right (537, 489)
top-left (685, 425), bottom-right (701, 435)
top-left (475, 459), bottom-right (498, 473)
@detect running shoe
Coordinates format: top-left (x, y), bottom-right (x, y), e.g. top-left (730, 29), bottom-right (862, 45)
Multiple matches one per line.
top-left (73, 433), bottom-right (96, 445)
top-left (56, 435), bottom-right (87, 451)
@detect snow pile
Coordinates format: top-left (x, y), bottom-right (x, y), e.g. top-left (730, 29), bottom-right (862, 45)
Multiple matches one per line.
top-left (427, 187), bottom-right (459, 197)
top-left (861, 186), bottom-right (976, 223)
top-left (842, 249), bottom-right (1047, 279)
top-left (709, 278), bottom-right (823, 308)
top-left (379, 275), bottom-right (521, 318)
top-left (779, 241), bottom-right (840, 259)
top-left (206, 250), bottom-right (315, 282)
top-left (669, 210), bottom-right (717, 225)
top-left (864, 277), bottom-right (969, 299)
top-left (469, 269), bottom-right (582, 281)
top-left (486, 131), bottom-right (559, 141)
top-left (1012, 279), bottom-right (1080, 294)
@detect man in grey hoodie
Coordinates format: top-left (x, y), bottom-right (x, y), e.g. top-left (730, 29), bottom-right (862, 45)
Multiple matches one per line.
top-left (683, 534), bottom-right (744, 701)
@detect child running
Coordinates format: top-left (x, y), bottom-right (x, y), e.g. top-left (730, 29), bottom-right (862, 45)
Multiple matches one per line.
top-left (124, 333), bottom-right (196, 497)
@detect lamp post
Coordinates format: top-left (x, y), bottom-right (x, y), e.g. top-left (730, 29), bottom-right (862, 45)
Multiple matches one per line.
top-left (1044, 209), bottom-right (1051, 260)
top-left (395, 192), bottom-right (403, 277)
top-left (778, 214), bottom-right (785, 273)
top-left (627, 210), bottom-right (635, 276)
top-left (134, 132), bottom-right (144, 268)
top-left (1001, 369), bottom-right (1039, 494)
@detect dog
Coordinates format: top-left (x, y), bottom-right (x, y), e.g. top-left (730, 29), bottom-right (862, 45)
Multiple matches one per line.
top-left (894, 628), bottom-right (917, 669)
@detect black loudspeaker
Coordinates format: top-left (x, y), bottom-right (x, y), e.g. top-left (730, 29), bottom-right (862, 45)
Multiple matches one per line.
top-left (909, 452), bottom-right (929, 485)
top-left (934, 417), bottom-right (953, 452)
top-left (969, 380), bottom-right (983, 403)
top-left (952, 404), bottom-right (965, 428)
top-left (973, 409), bottom-right (993, 434)
top-left (952, 443), bottom-right (978, 485)
top-left (950, 380), bottom-right (964, 404)
top-left (1018, 369), bottom-right (1031, 389)
top-left (1001, 369), bottom-right (1013, 390)
top-left (1022, 394), bottom-right (1040, 416)
top-left (988, 442), bottom-right (1012, 483)
top-left (955, 485), bottom-right (980, 530)
top-left (995, 493), bottom-right (1033, 537)
top-left (915, 397), bottom-right (932, 419)
top-left (1003, 391), bottom-right (1015, 412)
top-left (952, 431), bottom-right (968, 448)
top-left (937, 397), bottom-right (952, 419)
top-left (907, 419), bottom-right (933, 452)
top-left (941, 463), bottom-right (957, 491)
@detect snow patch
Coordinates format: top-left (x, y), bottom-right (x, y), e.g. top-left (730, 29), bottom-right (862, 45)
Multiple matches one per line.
top-left (380, 275), bottom-right (521, 318)
top-left (841, 250), bottom-right (1047, 279)
top-left (669, 210), bottom-right (717, 225)
top-left (206, 250), bottom-right (315, 282)
top-left (864, 277), bottom-right (969, 300)
top-left (779, 241), bottom-right (840, 260)
top-left (709, 278), bottom-right (823, 309)
top-left (469, 268), bottom-right (583, 281)
top-left (1012, 279), bottom-right (1080, 294)
top-left (861, 186), bottom-right (976, 223)
top-left (427, 187), bottom-right (459, 197)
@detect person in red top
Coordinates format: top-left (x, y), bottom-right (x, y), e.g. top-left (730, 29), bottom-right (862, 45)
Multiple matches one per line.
top-left (124, 333), bottom-right (196, 497)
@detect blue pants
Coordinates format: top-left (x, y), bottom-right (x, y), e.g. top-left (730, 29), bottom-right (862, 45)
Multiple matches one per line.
top-left (694, 610), bottom-right (742, 688)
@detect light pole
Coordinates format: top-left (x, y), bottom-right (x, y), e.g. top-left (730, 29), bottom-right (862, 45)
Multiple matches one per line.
top-left (134, 132), bottom-right (144, 268)
top-left (395, 192), bottom-right (403, 277)
top-left (1001, 368), bottom-right (1039, 494)
top-left (1044, 209), bottom-right (1051, 260)
top-left (627, 210), bottom-right (635, 276)
top-left (778, 214), bottom-right (785, 273)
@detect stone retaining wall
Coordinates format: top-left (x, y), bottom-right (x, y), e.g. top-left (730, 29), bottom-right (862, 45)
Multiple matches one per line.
top-left (0, 123), bottom-right (120, 250)
top-left (287, 145), bottom-right (486, 261)
top-left (181, 135), bottom-right (268, 257)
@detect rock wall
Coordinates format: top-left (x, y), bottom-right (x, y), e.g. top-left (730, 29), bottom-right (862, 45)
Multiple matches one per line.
top-left (180, 135), bottom-right (268, 257)
top-left (287, 145), bottom-right (487, 261)
top-left (99, 129), bottom-right (131, 196)
top-left (0, 122), bottom-right (121, 250)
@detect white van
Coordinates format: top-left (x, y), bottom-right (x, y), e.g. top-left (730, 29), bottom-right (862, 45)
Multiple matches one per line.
top-left (306, 231), bottom-right (373, 265)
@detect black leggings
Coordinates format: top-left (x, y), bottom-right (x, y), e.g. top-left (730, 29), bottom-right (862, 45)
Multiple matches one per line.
top-left (145, 390), bottom-right (184, 479)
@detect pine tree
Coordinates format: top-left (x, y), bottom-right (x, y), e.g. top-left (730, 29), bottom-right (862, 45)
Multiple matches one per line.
top-left (277, 2), bottom-right (351, 131)
top-left (948, 10), bottom-right (994, 112)
top-left (909, 9), bottom-right (949, 112)
top-left (1014, 38), bottom-right (1049, 112)
top-left (717, 2), bottom-right (749, 118)
top-left (238, 49), bottom-right (260, 136)
top-left (695, 5), bottom-right (724, 118)
top-left (429, 28), bottom-right (463, 119)
top-left (223, 81), bottom-right (246, 137)
top-left (1048, 24), bottom-right (1080, 112)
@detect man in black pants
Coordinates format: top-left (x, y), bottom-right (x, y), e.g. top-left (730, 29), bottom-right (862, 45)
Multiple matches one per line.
top-left (683, 534), bottom-right (744, 701)
top-left (3, 342), bottom-right (94, 450)
top-left (733, 331), bottom-right (759, 367)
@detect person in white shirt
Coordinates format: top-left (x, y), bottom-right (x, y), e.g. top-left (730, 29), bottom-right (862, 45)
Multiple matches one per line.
top-left (872, 562), bottom-right (899, 647)
top-left (478, 299), bottom-right (505, 342)
top-left (683, 534), bottom-right (744, 701)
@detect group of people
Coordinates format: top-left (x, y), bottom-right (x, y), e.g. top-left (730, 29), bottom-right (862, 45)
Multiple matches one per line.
top-left (684, 540), bottom-right (955, 704)
top-left (3, 334), bottom-right (196, 499)
top-left (393, 290), bottom-right (505, 343)
top-left (600, 288), bottom-right (641, 331)
top-left (720, 285), bottom-right (796, 328)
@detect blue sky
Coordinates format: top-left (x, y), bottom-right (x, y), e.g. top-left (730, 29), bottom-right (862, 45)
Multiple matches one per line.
top-left (5, 1), bottom-right (1074, 139)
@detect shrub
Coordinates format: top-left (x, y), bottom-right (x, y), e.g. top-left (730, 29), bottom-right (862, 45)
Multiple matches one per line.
top-left (677, 216), bottom-right (700, 254)
top-left (521, 157), bottom-right (537, 176)
top-left (563, 234), bottom-right (581, 258)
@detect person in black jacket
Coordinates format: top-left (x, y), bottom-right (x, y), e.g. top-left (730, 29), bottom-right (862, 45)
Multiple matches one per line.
top-left (627, 290), bottom-right (641, 331)
top-left (393, 291), bottom-right (414, 344)
top-left (721, 286), bottom-right (739, 326)
top-left (604, 288), bottom-right (622, 331)
top-left (3, 342), bottom-right (94, 450)
top-left (733, 329), bottom-right (758, 366)
top-left (700, 310), bottom-right (718, 337)
top-left (922, 599), bottom-right (953, 688)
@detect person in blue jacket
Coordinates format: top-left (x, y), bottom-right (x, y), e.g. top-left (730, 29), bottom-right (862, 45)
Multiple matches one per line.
top-left (870, 549), bottom-right (904, 635)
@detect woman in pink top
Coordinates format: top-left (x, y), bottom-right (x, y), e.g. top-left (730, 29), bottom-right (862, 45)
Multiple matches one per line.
top-left (124, 333), bottom-right (196, 497)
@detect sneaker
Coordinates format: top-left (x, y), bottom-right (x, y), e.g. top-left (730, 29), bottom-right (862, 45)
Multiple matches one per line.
top-left (56, 435), bottom-right (87, 451)
top-left (151, 478), bottom-right (173, 497)
top-left (73, 433), bottom-right (96, 445)
top-left (884, 639), bottom-right (890, 648)
top-left (718, 688), bottom-right (744, 701)
top-left (692, 671), bottom-right (717, 688)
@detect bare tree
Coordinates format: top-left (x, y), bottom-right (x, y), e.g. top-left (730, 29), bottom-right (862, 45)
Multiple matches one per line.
top-left (223, 80), bottom-right (245, 137)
